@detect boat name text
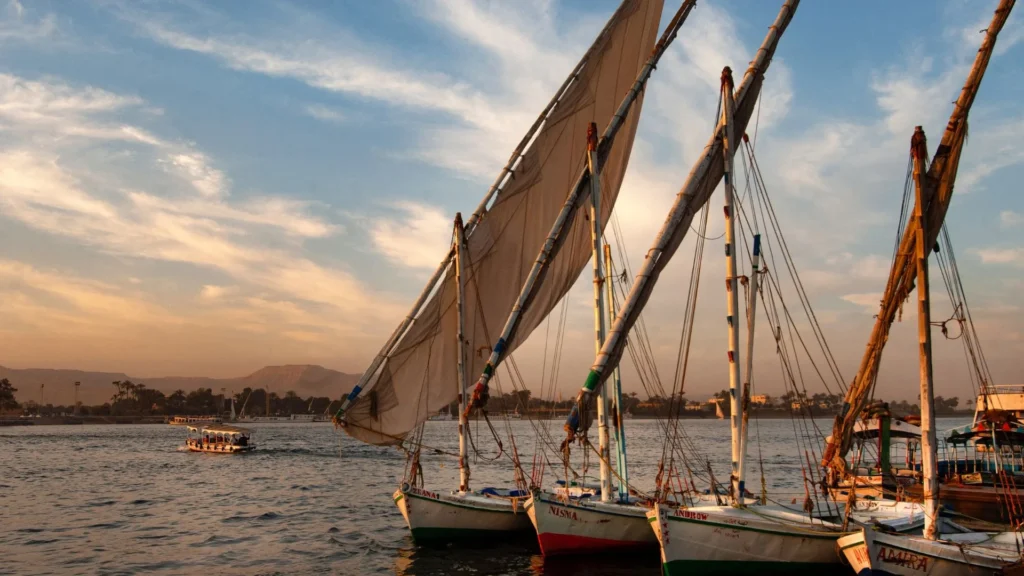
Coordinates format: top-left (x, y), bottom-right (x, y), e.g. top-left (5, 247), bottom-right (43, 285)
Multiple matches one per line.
top-left (877, 546), bottom-right (928, 571)
top-left (549, 506), bottom-right (579, 521)
top-left (672, 510), bottom-right (709, 521)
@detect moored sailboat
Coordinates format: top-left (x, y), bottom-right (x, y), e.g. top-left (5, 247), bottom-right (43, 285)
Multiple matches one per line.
top-left (835, 2), bottom-right (1024, 573)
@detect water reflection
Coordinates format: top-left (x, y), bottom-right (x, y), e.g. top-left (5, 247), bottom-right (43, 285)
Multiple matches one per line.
top-left (393, 539), bottom-right (661, 576)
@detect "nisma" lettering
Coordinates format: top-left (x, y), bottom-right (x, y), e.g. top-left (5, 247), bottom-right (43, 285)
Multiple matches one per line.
top-left (548, 505), bottom-right (579, 521)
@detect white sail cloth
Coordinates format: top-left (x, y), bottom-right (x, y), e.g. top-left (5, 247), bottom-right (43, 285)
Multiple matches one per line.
top-left (344, 0), bottom-right (664, 445)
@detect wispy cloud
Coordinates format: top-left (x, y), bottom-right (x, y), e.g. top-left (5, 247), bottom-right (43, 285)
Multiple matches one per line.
top-left (0, 73), bottom-right (160, 145)
top-left (0, 73), bottom-right (401, 339)
top-left (975, 247), bottom-right (1024, 266)
top-left (199, 284), bottom-right (237, 301)
top-left (0, 0), bottom-right (57, 44)
top-left (369, 201), bottom-right (451, 270)
top-left (303, 104), bottom-right (345, 124)
top-left (1001, 210), bottom-right (1023, 227)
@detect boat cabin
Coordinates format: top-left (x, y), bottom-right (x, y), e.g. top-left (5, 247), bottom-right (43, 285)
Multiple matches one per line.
top-left (185, 424), bottom-right (255, 453)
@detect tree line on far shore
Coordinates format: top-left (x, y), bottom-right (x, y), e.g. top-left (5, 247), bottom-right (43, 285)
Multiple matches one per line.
top-left (479, 389), bottom-right (972, 418)
top-left (0, 378), bottom-right (337, 417)
top-left (0, 376), bottom-right (973, 419)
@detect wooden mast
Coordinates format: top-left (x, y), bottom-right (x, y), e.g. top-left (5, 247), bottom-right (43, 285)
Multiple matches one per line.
top-left (720, 66), bottom-right (745, 504)
top-left (455, 213), bottom-right (471, 491)
top-left (587, 123), bottom-right (613, 502)
top-left (605, 244), bottom-right (629, 502)
top-left (911, 128), bottom-right (939, 539)
top-left (739, 230), bottom-right (762, 501)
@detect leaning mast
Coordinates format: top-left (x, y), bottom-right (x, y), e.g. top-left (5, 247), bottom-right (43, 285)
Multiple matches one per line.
top-left (454, 213), bottom-right (471, 492)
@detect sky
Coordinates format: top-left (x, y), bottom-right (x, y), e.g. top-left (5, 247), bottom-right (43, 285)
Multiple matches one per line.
top-left (0, 0), bottom-right (1021, 402)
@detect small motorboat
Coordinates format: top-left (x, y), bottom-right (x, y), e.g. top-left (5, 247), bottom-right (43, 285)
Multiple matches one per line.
top-left (185, 424), bottom-right (255, 453)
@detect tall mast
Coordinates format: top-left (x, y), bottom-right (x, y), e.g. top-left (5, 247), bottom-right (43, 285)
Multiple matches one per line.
top-left (911, 128), bottom-right (939, 540)
top-left (464, 0), bottom-right (699, 416)
top-left (587, 123), bottom-right (613, 502)
top-left (454, 213), bottom-right (471, 492)
top-left (566, 1), bottom-right (799, 433)
top-left (739, 231), bottom-right (762, 501)
top-left (605, 244), bottom-right (629, 502)
top-left (720, 65), bottom-right (745, 500)
top-left (821, 0), bottom-right (1015, 474)
top-left (719, 67), bottom-right (744, 504)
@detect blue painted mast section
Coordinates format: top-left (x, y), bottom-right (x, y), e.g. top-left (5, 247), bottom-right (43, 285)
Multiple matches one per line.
top-left (738, 232), bottom-right (761, 503)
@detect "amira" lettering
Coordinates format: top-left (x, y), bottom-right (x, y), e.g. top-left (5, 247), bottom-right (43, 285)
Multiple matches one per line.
top-left (877, 546), bottom-right (928, 572)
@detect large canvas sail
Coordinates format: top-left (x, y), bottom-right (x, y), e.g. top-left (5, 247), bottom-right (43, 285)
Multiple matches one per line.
top-left (343, 0), bottom-right (664, 445)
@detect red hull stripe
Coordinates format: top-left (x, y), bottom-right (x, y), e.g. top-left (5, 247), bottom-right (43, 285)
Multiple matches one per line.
top-left (536, 532), bottom-right (654, 556)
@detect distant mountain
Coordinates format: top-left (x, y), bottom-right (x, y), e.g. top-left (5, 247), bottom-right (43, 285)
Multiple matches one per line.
top-left (0, 364), bottom-right (359, 406)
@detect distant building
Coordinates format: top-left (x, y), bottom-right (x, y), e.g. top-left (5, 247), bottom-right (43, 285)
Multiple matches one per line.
top-left (684, 402), bottom-right (708, 412)
top-left (791, 401), bottom-right (803, 410)
top-left (750, 394), bottom-right (768, 405)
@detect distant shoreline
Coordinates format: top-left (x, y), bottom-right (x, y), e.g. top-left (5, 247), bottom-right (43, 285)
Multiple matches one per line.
top-left (2, 409), bottom-right (976, 427)
top-left (0, 416), bottom-right (335, 426)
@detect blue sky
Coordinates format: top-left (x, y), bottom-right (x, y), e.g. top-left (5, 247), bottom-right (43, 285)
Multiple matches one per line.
top-left (0, 0), bottom-right (1021, 401)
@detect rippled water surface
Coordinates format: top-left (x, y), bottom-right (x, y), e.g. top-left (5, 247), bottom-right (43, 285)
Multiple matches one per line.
top-left (2, 418), bottom-right (970, 575)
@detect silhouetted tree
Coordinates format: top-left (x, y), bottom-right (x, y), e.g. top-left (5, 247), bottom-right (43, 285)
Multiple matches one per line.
top-left (0, 378), bottom-right (17, 411)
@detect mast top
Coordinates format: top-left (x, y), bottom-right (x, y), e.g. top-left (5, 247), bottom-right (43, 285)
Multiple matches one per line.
top-left (721, 66), bottom-right (734, 90)
top-left (910, 126), bottom-right (927, 159)
top-left (587, 122), bottom-right (598, 152)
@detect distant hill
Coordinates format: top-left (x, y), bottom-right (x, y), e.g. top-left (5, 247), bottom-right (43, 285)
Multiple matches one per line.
top-left (0, 364), bottom-right (359, 406)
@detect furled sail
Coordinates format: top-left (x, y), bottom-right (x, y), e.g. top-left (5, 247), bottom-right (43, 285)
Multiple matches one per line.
top-left (821, 0), bottom-right (1014, 475)
top-left (342, 0), bottom-right (664, 445)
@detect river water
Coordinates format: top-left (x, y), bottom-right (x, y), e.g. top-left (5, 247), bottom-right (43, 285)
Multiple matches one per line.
top-left (2, 417), bottom-right (971, 575)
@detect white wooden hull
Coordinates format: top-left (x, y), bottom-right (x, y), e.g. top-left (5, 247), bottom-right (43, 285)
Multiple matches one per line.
top-left (393, 485), bottom-right (532, 543)
top-left (838, 528), bottom-right (1023, 576)
top-left (524, 490), bottom-right (657, 556)
top-left (648, 504), bottom-right (847, 575)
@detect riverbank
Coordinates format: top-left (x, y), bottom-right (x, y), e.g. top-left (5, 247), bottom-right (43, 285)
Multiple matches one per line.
top-left (1, 415), bottom-right (167, 426)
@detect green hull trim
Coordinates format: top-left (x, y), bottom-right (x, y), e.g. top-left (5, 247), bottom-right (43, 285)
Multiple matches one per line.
top-left (662, 559), bottom-right (838, 576)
